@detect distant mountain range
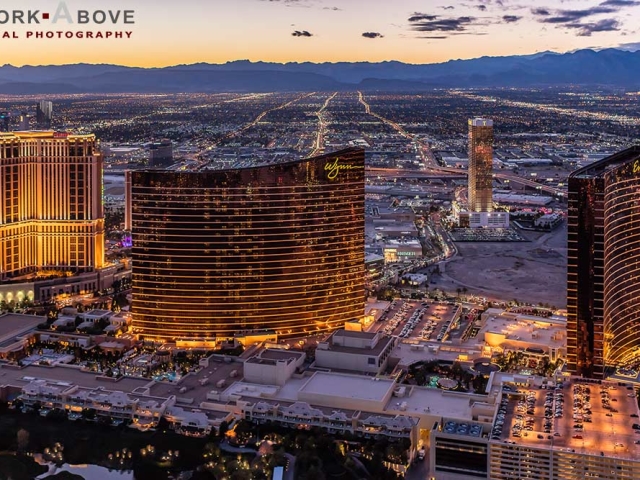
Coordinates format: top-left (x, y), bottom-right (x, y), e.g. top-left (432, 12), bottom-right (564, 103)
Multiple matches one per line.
top-left (1, 49), bottom-right (639, 94)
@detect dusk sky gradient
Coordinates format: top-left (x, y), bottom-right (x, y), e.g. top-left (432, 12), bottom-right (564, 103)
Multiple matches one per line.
top-left (2, 0), bottom-right (639, 66)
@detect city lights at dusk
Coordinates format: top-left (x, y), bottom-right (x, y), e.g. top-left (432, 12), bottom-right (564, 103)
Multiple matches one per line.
top-left (0, 1), bottom-right (639, 480)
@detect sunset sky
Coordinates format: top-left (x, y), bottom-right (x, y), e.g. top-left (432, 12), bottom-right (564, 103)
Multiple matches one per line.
top-left (2, 0), bottom-right (639, 66)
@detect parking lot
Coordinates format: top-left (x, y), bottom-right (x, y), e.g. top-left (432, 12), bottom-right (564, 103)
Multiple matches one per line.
top-left (494, 385), bottom-right (565, 445)
top-left (372, 300), bottom-right (462, 343)
top-left (449, 228), bottom-right (527, 242)
top-left (494, 380), bottom-right (640, 458)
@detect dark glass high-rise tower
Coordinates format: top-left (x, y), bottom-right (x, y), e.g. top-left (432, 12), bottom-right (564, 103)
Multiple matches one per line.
top-left (130, 147), bottom-right (365, 341)
top-left (567, 146), bottom-right (640, 377)
top-left (36, 101), bottom-right (53, 129)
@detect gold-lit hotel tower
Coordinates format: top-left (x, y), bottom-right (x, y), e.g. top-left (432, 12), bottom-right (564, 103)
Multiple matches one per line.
top-left (130, 148), bottom-right (365, 341)
top-left (468, 118), bottom-right (494, 212)
top-left (0, 131), bottom-right (104, 280)
top-left (568, 146), bottom-right (640, 378)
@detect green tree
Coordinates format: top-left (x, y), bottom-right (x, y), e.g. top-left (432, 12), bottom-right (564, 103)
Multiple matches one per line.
top-left (218, 420), bottom-right (229, 439)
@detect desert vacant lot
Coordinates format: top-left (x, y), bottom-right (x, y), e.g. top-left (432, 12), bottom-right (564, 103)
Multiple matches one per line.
top-left (432, 223), bottom-right (567, 308)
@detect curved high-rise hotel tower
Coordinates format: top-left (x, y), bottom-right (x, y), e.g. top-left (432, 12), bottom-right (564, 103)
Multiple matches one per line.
top-left (130, 148), bottom-right (365, 341)
top-left (568, 146), bottom-right (640, 377)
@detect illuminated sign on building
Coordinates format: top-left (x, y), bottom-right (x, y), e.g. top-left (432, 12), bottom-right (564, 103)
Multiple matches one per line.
top-left (325, 157), bottom-right (365, 181)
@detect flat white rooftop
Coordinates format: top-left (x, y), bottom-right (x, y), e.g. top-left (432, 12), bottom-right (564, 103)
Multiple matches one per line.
top-left (0, 313), bottom-right (45, 346)
top-left (299, 372), bottom-right (395, 403)
top-left (385, 386), bottom-right (475, 419)
top-left (222, 382), bottom-right (279, 399)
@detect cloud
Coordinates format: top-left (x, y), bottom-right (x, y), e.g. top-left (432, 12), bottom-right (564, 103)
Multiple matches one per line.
top-left (264, 0), bottom-right (307, 4)
top-left (291, 30), bottom-right (313, 37)
top-left (537, 0), bottom-right (640, 25)
top-left (565, 18), bottom-right (621, 36)
top-left (408, 13), bottom-right (439, 22)
top-left (409, 15), bottom-right (477, 32)
top-left (531, 8), bottom-right (550, 16)
top-left (441, 5), bottom-right (455, 10)
top-left (600, 0), bottom-right (640, 6)
top-left (540, 6), bottom-right (617, 24)
top-left (474, 0), bottom-right (507, 6)
top-left (532, 0), bottom-right (639, 35)
top-left (502, 15), bottom-right (522, 23)
top-left (362, 32), bottom-right (384, 39)
top-left (476, 5), bottom-right (488, 11)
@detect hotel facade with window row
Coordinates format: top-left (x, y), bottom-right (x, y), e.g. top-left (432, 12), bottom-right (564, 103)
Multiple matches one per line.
top-left (129, 148), bottom-right (365, 341)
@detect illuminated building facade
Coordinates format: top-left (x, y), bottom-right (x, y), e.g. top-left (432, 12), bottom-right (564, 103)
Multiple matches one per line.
top-left (567, 146), bottom-right (640, 377)
top-left (149, 139), bottom-right (173, 167)
top-left (130, 147), bottom-right (365, 341)
top-left (468, 118), bottom-right (494, 213)
top-left (0, 112), bottom-right (9, 132)
top-left (18, 112), bottom-right (29, 131)
top-left (0, 131), bottom-right (105, 282)
top-left (36, 101), bottom-right (53, 129)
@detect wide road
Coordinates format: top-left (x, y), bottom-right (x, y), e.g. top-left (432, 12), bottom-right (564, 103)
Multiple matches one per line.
top-left (358, 91), bottom-right (438, 168)
top-left (308, 92), bottom-right (337, 157)
top-left (368, 167), bottom-right (565, 197)
top-left (495, 172), bottom-right (566, 197)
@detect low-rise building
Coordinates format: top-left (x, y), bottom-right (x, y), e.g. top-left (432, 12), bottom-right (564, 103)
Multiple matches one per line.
top-left (383, 240), bottom-right (423, 263)
top-left (0, 313), bottom-right (45, 359)
top-left (458, 211), bottom-right (510, 228)
top-left (20, 379), bottom-right (172, 429)
top-left (244, 349), bottom-right (306, 386)
top-left (315, 330), bottom-right (396, 374)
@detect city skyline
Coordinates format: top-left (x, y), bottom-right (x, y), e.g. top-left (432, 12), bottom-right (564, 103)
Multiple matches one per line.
top-left (0, 0), bottom-right (639, 468)
top-left (1, 0), bottom-right (639, 67)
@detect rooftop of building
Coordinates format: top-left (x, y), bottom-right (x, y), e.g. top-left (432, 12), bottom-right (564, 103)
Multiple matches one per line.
top-left (246, 349), bottom-right (305, 365)
top-left (384, 239), bottom-right (422, 246)
top-left (0, 363), bottom-right (151, 392)
top-left (81, 309), bottom-right (113, 319)
top-left (440, 418), bottom-right (485, 438)
top-left (333, 330), bottom-right (378, 340)
top-left (470, 118), bottom-right (494, 127)
top-left (495, 377), bottom-right (640, 461)
top-left (166, 405), bottom-right (230, 423)
top-left (320, 331), bottom-right (394, 357)
top-left (148, 356), bottom-right (243, 406)
top-left (140, 146), bottom-right (364, 173)
top-left (384, 386), bottom-right (479, 419)
top-left (0, 131), bottom-right (96, 140)
top-left (299, 371), bottom-right (396, 403)
top-left (473, 308), bottom-right (566, 350)
top-left (570, 145), bottom-right (640, 178)
top-left (0, 313), bottom-right (46, 348)
top-left (364, 301), bottom-right (391, 320)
